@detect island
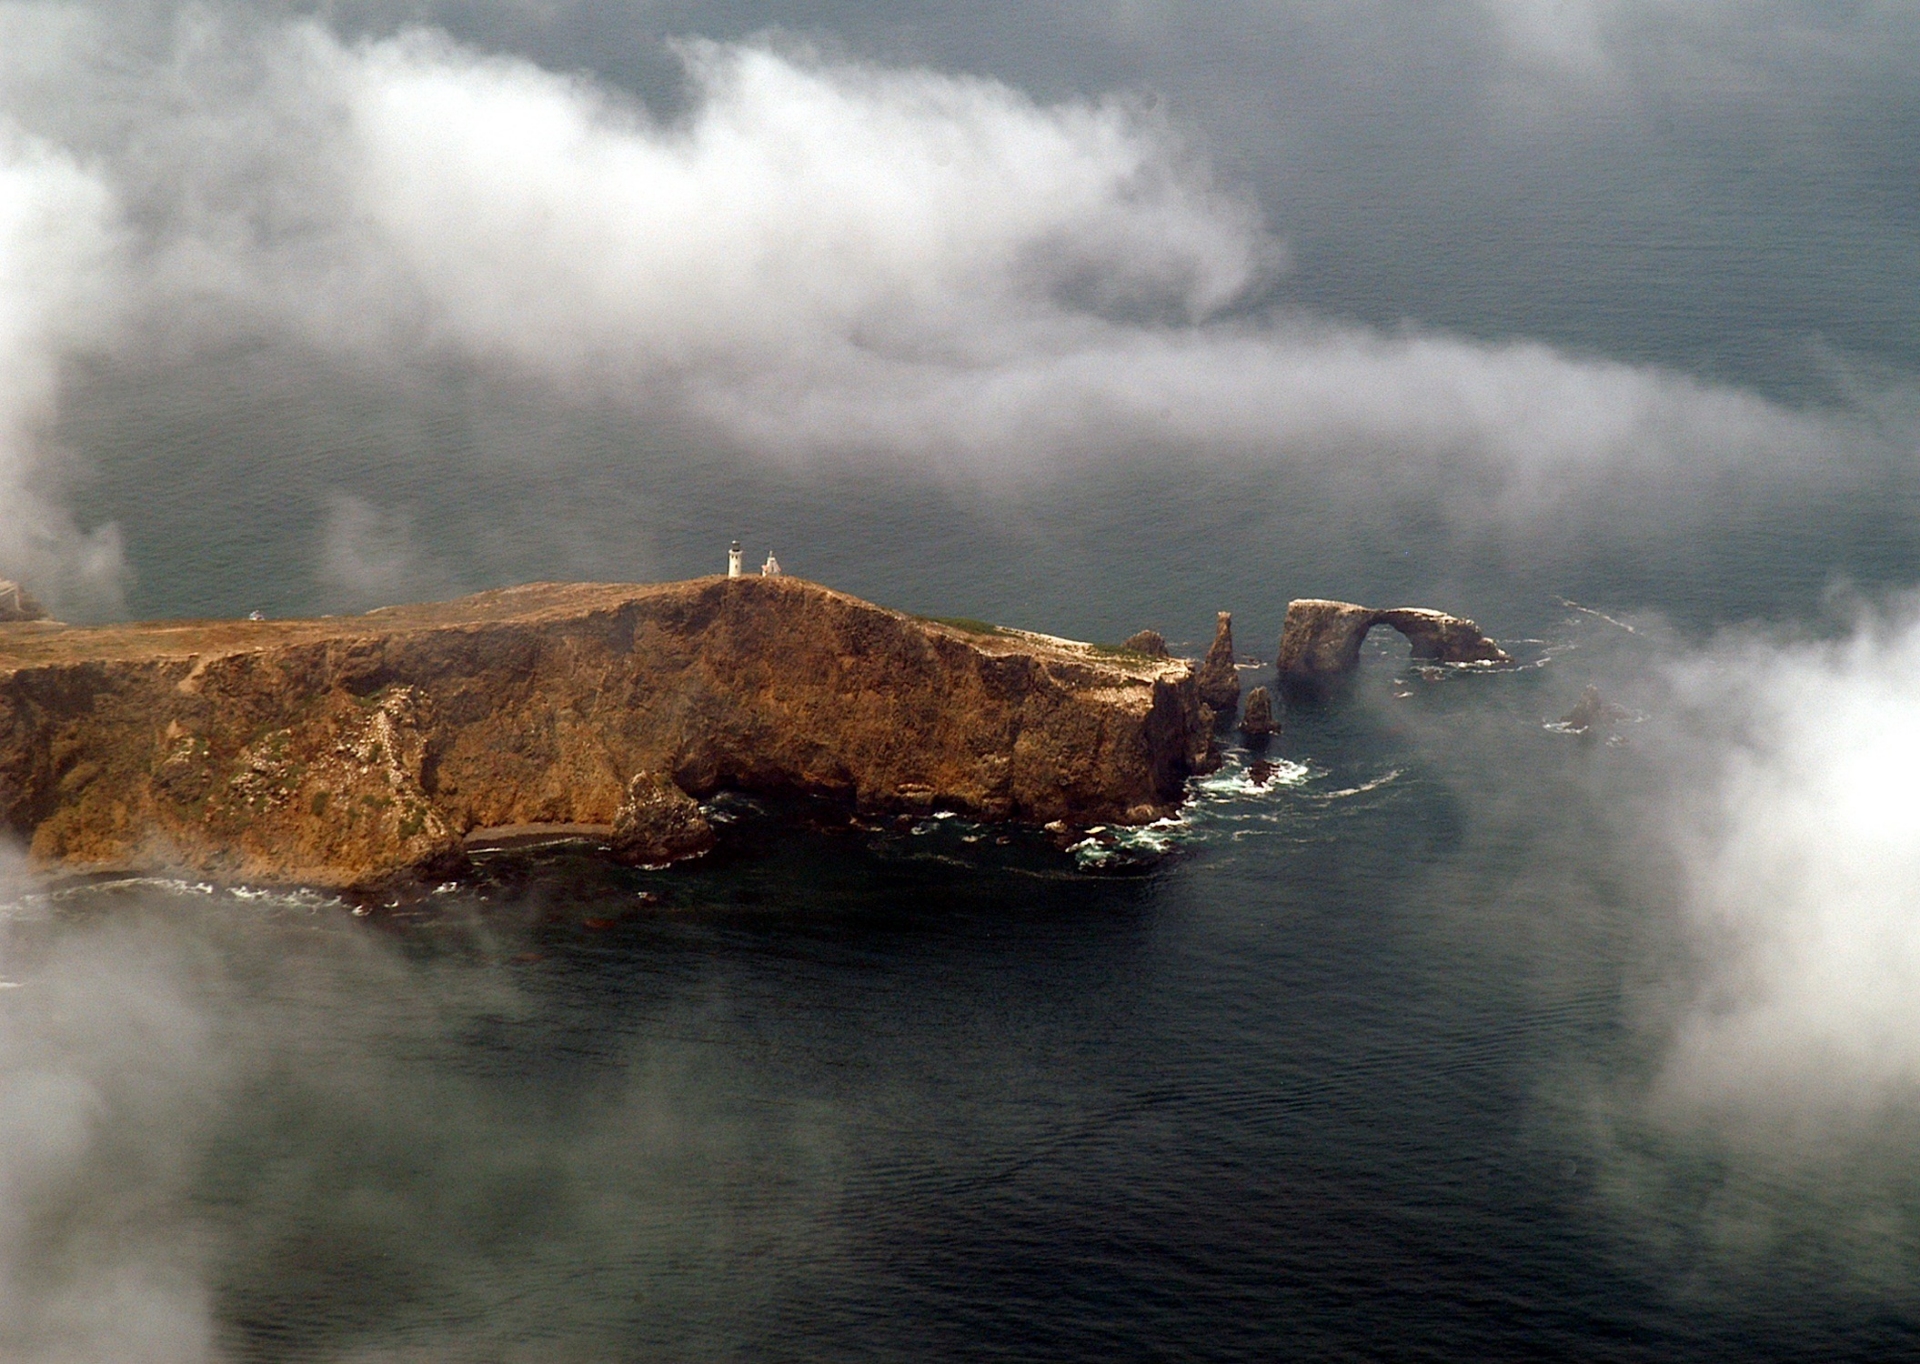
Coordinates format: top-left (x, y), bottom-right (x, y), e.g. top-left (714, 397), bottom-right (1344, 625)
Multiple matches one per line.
top-left (0, 577), bottom-right (1220, 890)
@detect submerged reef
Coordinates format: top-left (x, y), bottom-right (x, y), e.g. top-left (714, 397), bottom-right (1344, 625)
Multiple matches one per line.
top-left (0, 577), bottom-right (1219, 890)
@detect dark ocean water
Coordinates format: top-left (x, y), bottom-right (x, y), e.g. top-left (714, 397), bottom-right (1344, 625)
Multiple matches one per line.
top-left (10, 11), bottom-right (1920, 1355)
top-left (25, 321), bottom-right (1920, 1362)
top-left (11, 614), bottom-right (1920, 1361)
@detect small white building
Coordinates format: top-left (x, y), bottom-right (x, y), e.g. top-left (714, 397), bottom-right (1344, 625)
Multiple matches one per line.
top-left (761, 552), bottom-right (781, 577)
top-left (728, 540), bottom-right (743, 577)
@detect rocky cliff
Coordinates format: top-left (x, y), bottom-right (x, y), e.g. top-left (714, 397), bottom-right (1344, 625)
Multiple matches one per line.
top-left (0, 577), bottom-right (1217, 889)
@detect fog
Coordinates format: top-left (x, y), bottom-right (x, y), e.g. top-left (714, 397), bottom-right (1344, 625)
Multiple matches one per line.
top-left (0, 133), bottom-right (125, 617)
top-left (0, 864), bottom-right (865, 1362)
top-left (3, 0), bottom-right (1920, 1352)
top-left (0, 3), bottom-right (1912, 615)
top-left (1658, 600), bottom-right (1920, 1122)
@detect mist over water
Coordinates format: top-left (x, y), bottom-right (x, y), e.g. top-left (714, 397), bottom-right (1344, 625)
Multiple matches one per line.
top-left (5, 0), bottom-right (1920, 1357)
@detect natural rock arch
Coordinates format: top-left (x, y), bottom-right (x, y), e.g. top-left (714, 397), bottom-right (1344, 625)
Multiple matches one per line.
top-left (1276, 599), bottom-right (1510, 696)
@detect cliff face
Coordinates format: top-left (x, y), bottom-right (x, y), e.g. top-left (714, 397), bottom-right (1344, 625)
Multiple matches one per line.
top-left (0, 577), bottom-right (1216, 888)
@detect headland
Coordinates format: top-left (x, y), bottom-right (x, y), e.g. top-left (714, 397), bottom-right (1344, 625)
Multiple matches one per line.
top-left (0, 577), bottom-right (1218, 890)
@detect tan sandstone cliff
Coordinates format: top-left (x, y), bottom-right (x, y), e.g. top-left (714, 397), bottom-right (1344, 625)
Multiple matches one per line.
top-left (0, 577), bottom-right (1217, 889)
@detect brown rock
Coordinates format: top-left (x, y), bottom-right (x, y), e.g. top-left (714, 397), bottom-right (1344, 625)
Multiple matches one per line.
top-left (1376, 607), bottom-right (1512, 667)
top-left (1276, 598), bottom-right (1511, 697)
top-left (610, 771), bottom-right (714, 864)
top-left (1240, 686), bottom-right (1278, 739)
top-left (1195, 611), bottom-right (1240, 716)
top-left (0, 581), bottom-right (48, 623)
top-left (1121, 629), bottom-right (1169, 658)
top-left (0, 577), bottom-right (1218, 889)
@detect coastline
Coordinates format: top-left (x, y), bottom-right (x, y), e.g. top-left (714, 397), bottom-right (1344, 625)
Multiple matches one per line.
top-left (0, 576), bottom-right (1217, 890)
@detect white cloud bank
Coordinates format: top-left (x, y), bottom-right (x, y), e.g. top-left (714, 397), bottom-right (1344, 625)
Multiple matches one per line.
top-left (0, 131), bottom-right (125, 617)
top-left (0, 7), bottom-right (1886, 611)
top-left (1658, 602), bottom-right (1920, 1122)
top-left (308, 27), bottom-right (1856, 505)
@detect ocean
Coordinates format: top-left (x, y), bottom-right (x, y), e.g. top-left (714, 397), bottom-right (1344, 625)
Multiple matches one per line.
top-left (8, 607), bottom-right (1918, 1359)
top-left (6, 4), bottom-right (1920, 1358)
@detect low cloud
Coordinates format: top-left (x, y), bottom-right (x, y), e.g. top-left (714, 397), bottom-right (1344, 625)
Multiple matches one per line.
top-left (308, 26), bottom-right (1866, 502)
top-left (315, 492), bottom-right (459, 612)
top-left (0, 4), bottom-right (1904, 611)
top-left (0, 878), bottom-right (855, 1363)
top-left (1495, 598), bottom-right (1920, 1293)
top-left (1657, 599), bottom-right (1920, 1122)
top-left (0, 130), bottom-right (126, 618)
top-left (0, 882), bottom-right (223, 1362)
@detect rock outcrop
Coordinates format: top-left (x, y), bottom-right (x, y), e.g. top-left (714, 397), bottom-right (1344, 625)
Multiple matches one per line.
top-left (0, 577), bottom-right (1219, 889)
top-left (610, 771), bottom-right (716, 864)
top-left (1276, 598), bottom-right (1511, 696)
top-left (0, 582), bottom-right (47, 624)
top-left (1121, 629), bottom-right (1170, 658)
top-left (1557, 685), bottom-right (1631, 738)
top-left (1195, 611), bottom-right (1240, 717)
top-left (1240, 686), bottom-right (1278, 740)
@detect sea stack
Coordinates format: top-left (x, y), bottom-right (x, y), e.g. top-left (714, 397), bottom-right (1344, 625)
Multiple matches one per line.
top-left (1557, 685), bottom-right (1630, 738)
top-left (1241, 686), bottom-right (1278, 741)
top-left (1196, 611), bottom-right (1240, 717)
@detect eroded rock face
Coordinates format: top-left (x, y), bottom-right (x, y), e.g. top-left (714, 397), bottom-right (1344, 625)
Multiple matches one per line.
top-left (1276, 598), bottom-right (1511, 696)
top-left (1275, 601), bottom-right (1379, 687)
top-left (1241, 686), bottom-right (1278, 739)
top-left (1121, 629), bottom-right (1170, 658)
top-left (1195, 611), bottom-right (1240, 716)
top-left (0, 582), bottom-right (47, 623)
top-left (0, 577), bottom-right (1217, 888)
top-left (1374, 609), bottom-right (1512, 667)
top-left (610, 771), bottom-right (714, 864)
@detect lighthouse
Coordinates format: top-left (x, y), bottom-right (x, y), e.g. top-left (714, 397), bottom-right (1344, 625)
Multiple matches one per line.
top-left (727, 540), bottom-right (743, 577)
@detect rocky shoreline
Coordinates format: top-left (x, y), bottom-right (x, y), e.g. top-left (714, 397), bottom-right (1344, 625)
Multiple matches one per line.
top-left (0, 577), bottom-right (1219, 890)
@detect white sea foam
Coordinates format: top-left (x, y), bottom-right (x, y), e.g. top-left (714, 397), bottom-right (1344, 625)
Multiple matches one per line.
top-left (1315, 769), bottom-right (1403, 801)
top-left (1192, 758), bottom-right (1311, 800)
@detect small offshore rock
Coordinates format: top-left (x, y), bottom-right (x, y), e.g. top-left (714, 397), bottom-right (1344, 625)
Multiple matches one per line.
top-left (1241, 685), bottom-right (1278, 739)
top-left (1196, 611), bottom-right (1241, 716)
top-left (609, 771), bottom-right (715, 864)
top-left (1121, 629), bottom-right (1170, 657)
top-left (0, 581), bottom-right (48, 623)
top-left (1559, 685), bottom-right (1631, 736)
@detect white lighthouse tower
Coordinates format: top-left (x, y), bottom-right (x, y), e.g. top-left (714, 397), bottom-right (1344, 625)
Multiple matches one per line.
top-left (727, 540), bottom-right (743, 578)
